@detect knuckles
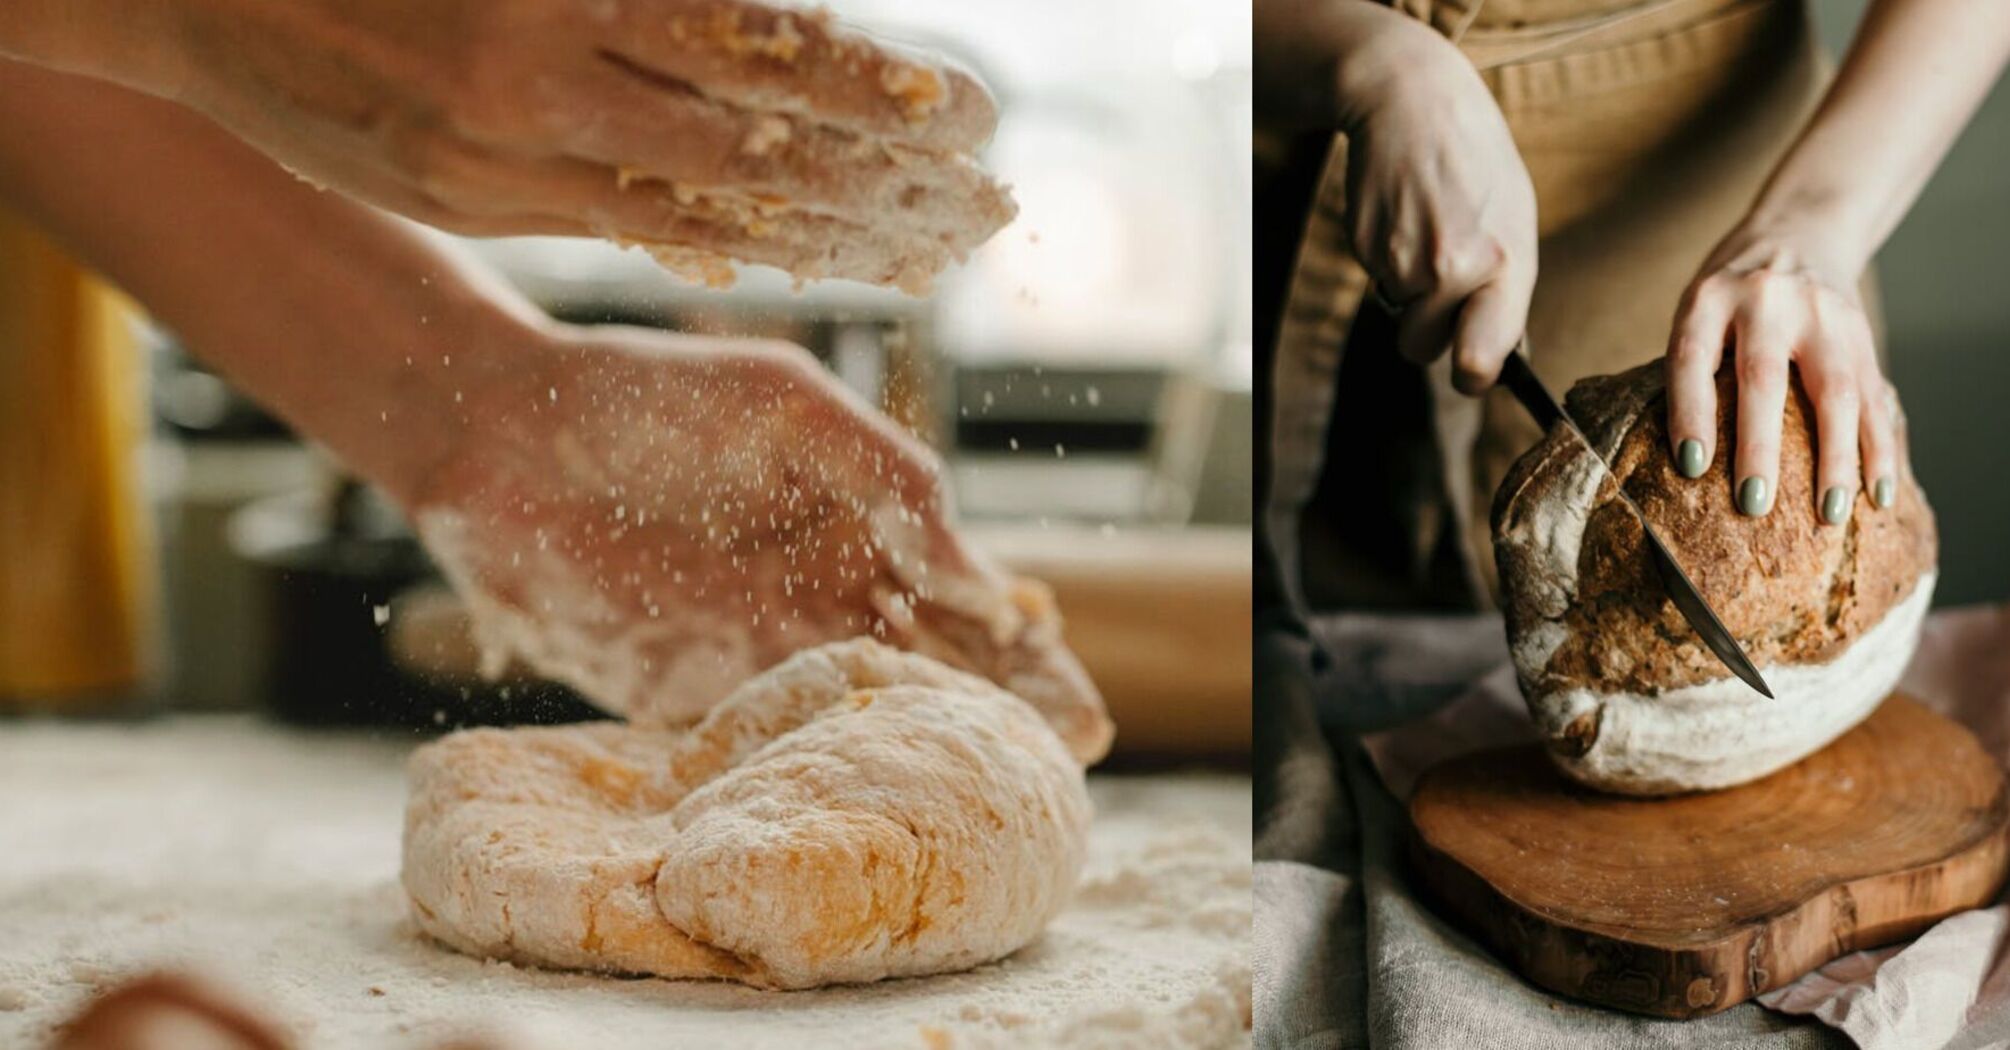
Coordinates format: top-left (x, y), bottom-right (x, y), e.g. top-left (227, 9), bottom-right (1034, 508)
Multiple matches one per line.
top-left (1351, 210), bottom-right (1517, 299)
top-left (1428, 234), bottom-right (1505, 290)
top-left (1733, 348), bottom-right (1786, 388)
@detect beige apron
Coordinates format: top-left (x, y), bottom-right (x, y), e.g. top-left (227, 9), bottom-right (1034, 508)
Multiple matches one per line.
top-left (1258, 0), bottom-right (1861, 614)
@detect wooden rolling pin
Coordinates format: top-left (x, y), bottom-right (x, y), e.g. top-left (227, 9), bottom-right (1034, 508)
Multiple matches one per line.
top-left (389, 525), bottom-right (1252, 761)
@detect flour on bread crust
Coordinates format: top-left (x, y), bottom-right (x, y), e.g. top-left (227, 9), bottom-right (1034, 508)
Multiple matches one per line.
top-left (402, 639), bottom-right (1090, 988)
top-left (1491, 361), bottom-right (1938, 794)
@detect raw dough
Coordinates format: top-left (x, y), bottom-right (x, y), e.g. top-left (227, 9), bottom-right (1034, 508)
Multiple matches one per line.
top-left (401, 639), bottom-right (1090, 989)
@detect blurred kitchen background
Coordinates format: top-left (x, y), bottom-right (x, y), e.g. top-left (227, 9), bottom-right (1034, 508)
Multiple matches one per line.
top-left (0, 0), bottom-right (1252, 764)
top-left (1810, 0), bottom-right (2010, 607)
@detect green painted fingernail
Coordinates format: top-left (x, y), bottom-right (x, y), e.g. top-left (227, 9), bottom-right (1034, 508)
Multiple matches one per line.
top-left (1874, 476), bottom-right (1896, 509)
top-left (1822, 486), bottom-right (1850, 525)
top-left (1677, 439), bottom-right (1706, 479)
top-left (1738, 476), bottom-right (1772, 517)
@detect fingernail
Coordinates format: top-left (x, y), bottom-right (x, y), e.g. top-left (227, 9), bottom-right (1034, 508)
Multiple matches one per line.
top-left (1822, 486), bottom-right (1850, 525)
top-left (1874, 476), bottom-right (1896, 509)
top-left (1738, 476), bottom-right (1772, 517)
top-left (1677, 439), bottom-right (1707, 479)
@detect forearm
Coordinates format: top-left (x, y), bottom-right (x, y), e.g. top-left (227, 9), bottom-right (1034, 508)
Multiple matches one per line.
top-left (1743, 0), bottom-right (2010, 271)
top-left (1255, 0), bottom-right (1463, 132)
top-left (0, 58), bottom-right (550, 503)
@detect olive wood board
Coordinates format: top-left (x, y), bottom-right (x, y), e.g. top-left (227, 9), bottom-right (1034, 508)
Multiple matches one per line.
top-left (1408, 694), bottom-right (2010, 1019)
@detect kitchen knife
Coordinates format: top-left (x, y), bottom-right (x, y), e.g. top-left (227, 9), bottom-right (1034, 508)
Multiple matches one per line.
top-left (1496, 344), bottom-right (1775, 699)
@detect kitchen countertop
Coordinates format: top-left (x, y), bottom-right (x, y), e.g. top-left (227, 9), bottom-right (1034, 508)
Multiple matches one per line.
top-left (0, 716), bottom-right (1251, 1049)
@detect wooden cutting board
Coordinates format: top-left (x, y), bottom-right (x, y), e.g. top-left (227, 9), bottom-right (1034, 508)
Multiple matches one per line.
top-left (1409, 694), bottom-right (2010, 1019)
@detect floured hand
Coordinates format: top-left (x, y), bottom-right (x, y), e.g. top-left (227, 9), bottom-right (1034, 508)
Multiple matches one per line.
top-left (406, 324), bottom-right (1112, 762)
top-left (21, 0), bottom-right (1013, 291)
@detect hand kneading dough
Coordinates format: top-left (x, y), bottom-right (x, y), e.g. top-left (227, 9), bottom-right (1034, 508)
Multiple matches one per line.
top-left (401, 639), bottom-right (1090, 989)
top-left (1492, 361), bottom-right (1937, 795)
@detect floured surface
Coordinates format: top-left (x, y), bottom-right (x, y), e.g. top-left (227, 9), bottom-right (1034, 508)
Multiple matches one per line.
top-left (0, 717), bottom-right (1249, 1049)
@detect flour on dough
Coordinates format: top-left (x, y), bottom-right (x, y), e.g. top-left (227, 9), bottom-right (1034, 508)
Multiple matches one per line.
top-left (401, 639), bottom-right (1091, 989)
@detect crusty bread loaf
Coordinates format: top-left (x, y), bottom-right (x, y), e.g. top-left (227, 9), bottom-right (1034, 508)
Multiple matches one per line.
top-left (1491, 361), bottom-right (1937, 795)
top-left (402, 639), bottom-right (1089, 988)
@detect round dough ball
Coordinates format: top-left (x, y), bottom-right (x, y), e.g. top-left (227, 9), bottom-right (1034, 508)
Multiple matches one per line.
top-left (401, 639), bottom-right (1090, 988)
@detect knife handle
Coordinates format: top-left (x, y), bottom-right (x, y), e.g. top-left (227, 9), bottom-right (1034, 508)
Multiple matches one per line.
top-left (1496, 346), bottom-right (1565, 433)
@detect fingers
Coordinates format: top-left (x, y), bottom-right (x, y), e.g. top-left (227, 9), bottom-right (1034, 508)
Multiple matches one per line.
top-left (1699, 273), bottom-right (1893, 525)
top-left (899, 569), bottom-right (1113, 764)
top-left (1665, 278), bottom-right (1732, 478)
top-left (1392, 231), bottom-right (1525, 392)
top-left (605, 0), bottom-right (998, 151)
top-left (1447, 278), bottom-right (1531, 395)
top-left (725, 340), bottom-right (985, 592)
top-left (1731, 296), bottom-right (1792, 518)
top-left (521, 58), bottom-right (1009, 227)
top-left (1395, 286), bottom-right (1462, 371)
top-left (1393, 278), bottom-right (1520, 395)
top-left (393, 133), bottom-right (997, 290)
top-left (1861, 373), bottom-right (1901, 510)
top-left (1800, 342), bottom-right (1860, 526)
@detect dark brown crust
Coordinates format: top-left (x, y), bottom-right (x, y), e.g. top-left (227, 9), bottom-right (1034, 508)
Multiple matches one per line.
top-left (1491, 361), bottom-right (1937, 695)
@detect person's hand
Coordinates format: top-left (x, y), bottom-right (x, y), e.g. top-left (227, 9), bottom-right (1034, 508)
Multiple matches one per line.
top-left (7, 0), bottom-right (1009, 287)
top-left (1337, 15), bottom-right (1537, 394)
top-left (1664, 221), bottom-right (1898, 523)
top-left (404, 323), bottom-right (1112, 763)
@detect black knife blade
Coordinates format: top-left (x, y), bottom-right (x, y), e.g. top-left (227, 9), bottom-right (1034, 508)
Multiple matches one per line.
top-left (1497, 347), bottom-right (1774, 699)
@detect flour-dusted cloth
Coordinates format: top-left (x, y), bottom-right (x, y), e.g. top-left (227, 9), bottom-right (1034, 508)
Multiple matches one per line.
top-left (1256, 605), bottom-right (2010, 1048)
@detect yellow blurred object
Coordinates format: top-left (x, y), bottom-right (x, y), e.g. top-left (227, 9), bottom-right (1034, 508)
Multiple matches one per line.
top-left (0, 206), bottom-right (154, 706)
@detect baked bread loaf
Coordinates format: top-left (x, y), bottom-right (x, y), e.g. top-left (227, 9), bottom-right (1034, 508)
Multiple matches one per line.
top-left (402, 639), bottom-right (1089, 989)
top-left (1492, 361), bottom-right (1937, 795)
